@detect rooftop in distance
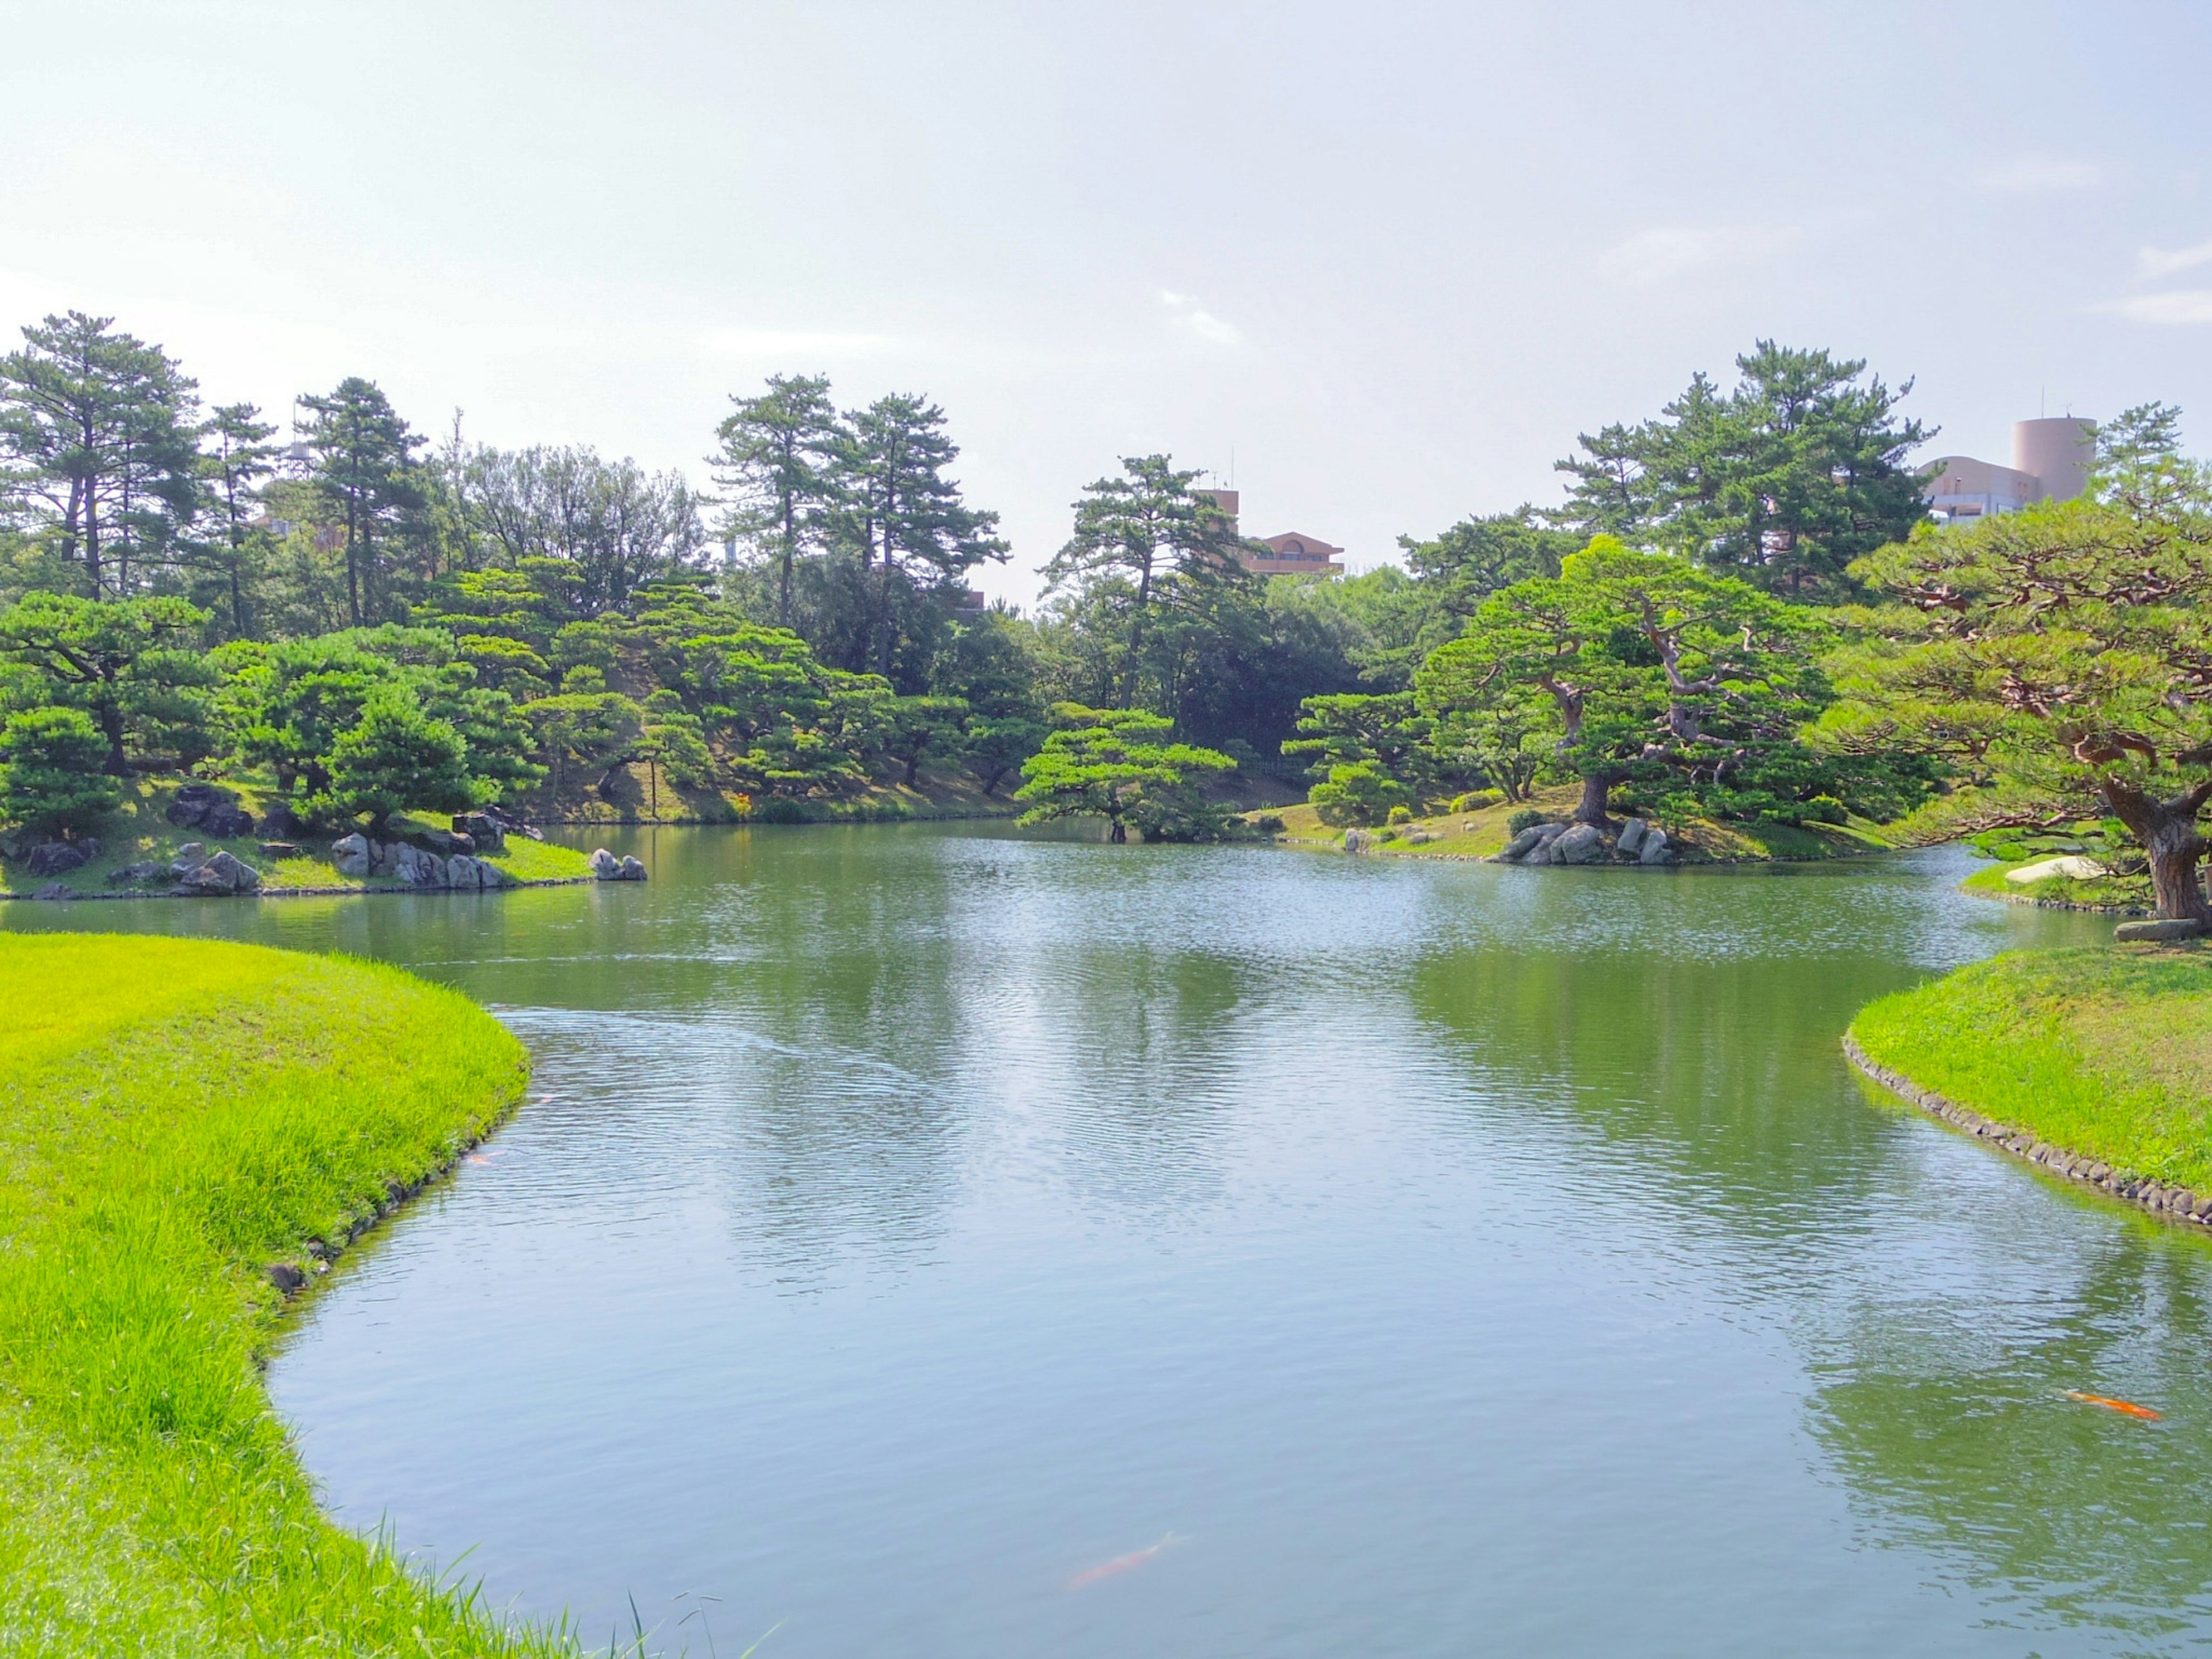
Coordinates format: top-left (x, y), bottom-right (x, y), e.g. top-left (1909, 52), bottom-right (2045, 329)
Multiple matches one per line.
top-left (1196, 490), bottom-right (1346, 577)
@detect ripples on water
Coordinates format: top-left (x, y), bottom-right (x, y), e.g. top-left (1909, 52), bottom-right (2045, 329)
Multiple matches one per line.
top-left (20, 828), bottom-right (2212, 1655)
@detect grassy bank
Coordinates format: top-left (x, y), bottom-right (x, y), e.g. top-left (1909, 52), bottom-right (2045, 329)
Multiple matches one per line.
top-left (1958, 858), bottom-right (2152, 914)
top-left (1, 775), bottom-right (593, 897)
top-left (1258, 783), bottom-right (1893, 862)
top-left (1850, 947), bottom-right (2212, 1194)
top-left (0, 933), bottom-right (565, 1656)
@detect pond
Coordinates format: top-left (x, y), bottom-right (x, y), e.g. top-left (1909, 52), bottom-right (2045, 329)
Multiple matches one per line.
top-left (17, 825), bottom-right (2212, 1656)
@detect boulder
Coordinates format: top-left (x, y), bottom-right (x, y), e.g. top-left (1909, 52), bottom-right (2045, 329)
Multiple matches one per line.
top-left (2115, 917), bottom-right (2206, 943)
top-left (166, 782), bottom-right (255, 838)
top-left (1498, 827), bottom-right (1546, 861)
top-left (589, 847), bottom-right (623, 880)
top-left (168, 842), bottom-right (206, 877)
top-left (388, 844), bottom-right (446, 887)
top-left (1638, 827), bottom-right (1672, 864)
top-left (1553, 823), bottom-right (1606, 864)
top-left (1342, 829), bottom-right (1372, 854)
top-left (177, 850), bottom-right (261, 895)
top-left (453, 812), bottom-right (507, 853)
top-left (331, 833), bottom-right (373, 878)
top-left (618, 855), bottom-right (648, 881)
top-left (444, 854), bottom-right (510, 889)
top-left (24, 842), bottom-right (88, 876)
top-left (1616, 818), bottom-right (1647, 857)
top-left (408, 827), bottom-right (476, 857)
top-left (2006, 854), bottom-right (2109, 885)
top-left (113, 861), bottom-right (167, 885)
top-left (257, 841), bottom-right (301, 859)
top-left (31, 881), bottom-right (75, 900)
top-left (257, 798), bottom-right (303, 839)
top-left (482, 803), bottom-right (542, 842)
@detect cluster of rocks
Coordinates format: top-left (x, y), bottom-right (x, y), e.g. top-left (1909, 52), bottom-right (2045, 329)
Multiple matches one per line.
top-left (331, 834), bottom-right (511, 889)
top-left (168, 781), bottom-right (279, 839)
top-left (589, 847), bottom-right (649, 881)
top-left (1494, 816), bottom-right (1672, 866)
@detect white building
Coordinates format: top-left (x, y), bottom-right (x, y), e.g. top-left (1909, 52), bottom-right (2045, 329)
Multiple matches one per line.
top-left (1925, 417), bottom-right (2095, 525)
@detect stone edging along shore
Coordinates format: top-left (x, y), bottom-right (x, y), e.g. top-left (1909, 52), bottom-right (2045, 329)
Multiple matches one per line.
top-left (1841, 1032), bottom-right (2212, 1227)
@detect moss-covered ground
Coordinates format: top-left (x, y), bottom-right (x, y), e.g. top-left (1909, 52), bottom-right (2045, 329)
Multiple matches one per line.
top-left (0, 931), bottom-right (579, 1656)
top-left (1, 775), bottom-right (593, 897)
top-left (1850, 946), bottom-right (2212, 1193)
top-left (1253, 783), bottom-right (1893, 863)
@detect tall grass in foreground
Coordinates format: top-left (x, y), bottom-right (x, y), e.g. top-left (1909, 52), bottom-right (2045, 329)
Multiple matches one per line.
top-left (1851, 946), bottom-right (2212, 1192)
top-left (0, 931), bottom-right (584, 1656)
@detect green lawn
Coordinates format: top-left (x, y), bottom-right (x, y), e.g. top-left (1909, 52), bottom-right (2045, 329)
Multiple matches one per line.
top-left (0, 932), bottom-right (574, 1656)
top-left (2, 775), bottom-right (593, 896)
top-left (1257, 782), bottom-right (1891, 863)
top-left (1850, 946), bottom-right (2212, 1192)
top-left (1959, 858), bottom-right (2152, 913)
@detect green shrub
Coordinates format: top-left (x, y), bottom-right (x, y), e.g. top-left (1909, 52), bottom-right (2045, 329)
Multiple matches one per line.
top-left (1375, 826), bottom-right (1400, 842)
top-left (0, 707), bottom-right (122, 838)
top-left (1251, 813), bottom-right (1287, 834)
top-left (1386, 804), bottom-right (1414, 825)
top-left (1802, 794), bottom-right (1848, 825)
top-left (1310, 760), bottom-right (1412, 827)
top-left (1452, 789), bottom-right (1505, 812)
top-left (1506, 807), bottom-right (1548, 835)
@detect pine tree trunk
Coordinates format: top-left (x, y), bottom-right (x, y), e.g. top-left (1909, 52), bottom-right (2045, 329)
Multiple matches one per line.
top-left (1575, 771), bottom-right (1618, 827)
top-left (2100, 777), bottom-right (2212, 922)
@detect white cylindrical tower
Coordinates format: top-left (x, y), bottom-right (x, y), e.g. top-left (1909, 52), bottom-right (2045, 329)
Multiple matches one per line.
top-left (2012, 418), bottom-right (2096, 504)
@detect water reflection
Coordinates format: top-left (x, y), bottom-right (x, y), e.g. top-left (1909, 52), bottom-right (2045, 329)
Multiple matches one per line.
top-left (22, 828), bottom-right (2212, 1654)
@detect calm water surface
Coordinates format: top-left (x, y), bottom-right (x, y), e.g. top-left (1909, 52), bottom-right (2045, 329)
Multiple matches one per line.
top-left (20, 825), bottom-right (2212, 1656)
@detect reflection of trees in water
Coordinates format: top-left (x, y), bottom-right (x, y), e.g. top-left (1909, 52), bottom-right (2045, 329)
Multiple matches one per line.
top-left (1405, 937), bottom-right (1921, 1247)
top-left (1020, 944), bottom-right (1250, 1224)
top-left (1805, 1225), bottom-right (2212, 1643)
top-left (1408, 905), bottom-right (2212, 1642)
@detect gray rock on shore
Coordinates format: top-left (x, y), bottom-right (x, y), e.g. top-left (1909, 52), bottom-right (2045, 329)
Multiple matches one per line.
top-left (1616, 818), bottom-right (1647, 856)
top-left (1639, 827), bottom-right (1671, 864)
top-left (2115, 917), bottom-right (2205, 942)
top-left (1553, 823), bottom-right (1606, 863)
top-left (176, 849), bottom-right (262, 895)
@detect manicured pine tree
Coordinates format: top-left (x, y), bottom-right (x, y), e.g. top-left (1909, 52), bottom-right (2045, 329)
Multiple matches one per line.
top-left (710, 374), bottom-right (844, 629)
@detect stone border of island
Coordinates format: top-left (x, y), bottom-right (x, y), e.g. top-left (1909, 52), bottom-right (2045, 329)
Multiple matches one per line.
top-left (1842, 1033), bottom-right (2212, 1227)
top-left (4, 783), bottom-right (646, 900)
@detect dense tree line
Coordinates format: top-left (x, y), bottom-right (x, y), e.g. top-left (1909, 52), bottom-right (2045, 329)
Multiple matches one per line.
top-left (26, 307), bottom-right (2194, 885)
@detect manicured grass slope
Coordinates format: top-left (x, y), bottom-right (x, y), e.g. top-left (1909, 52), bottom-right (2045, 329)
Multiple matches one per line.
top-left (0, 933), bottom-right (561, 1657)
top-left (1260, 783), bottom-right (1891, 862)
top-left (1851, 948), bottom-right (2212, 1192)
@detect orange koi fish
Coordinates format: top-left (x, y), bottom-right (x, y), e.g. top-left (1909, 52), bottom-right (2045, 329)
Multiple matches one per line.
top-left (1066, 1533), bottom-right (1183, 1591)
top-left (2066, 1389), bottom-right (2162, 1421)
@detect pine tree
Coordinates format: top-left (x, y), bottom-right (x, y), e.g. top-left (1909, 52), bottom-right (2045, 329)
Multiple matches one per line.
top-left (299, 377), bottom-right (425, 627)
top-left (710, 374), bottom-right (844, 629)
top-left (0, 312), bottom-right (202, 597)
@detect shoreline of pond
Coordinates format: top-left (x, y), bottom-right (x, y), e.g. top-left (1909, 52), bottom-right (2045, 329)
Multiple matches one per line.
top-left (1845, 946), bottom-right (2212, 1230)
top-left (0, 933), bottom-right (549, 1653)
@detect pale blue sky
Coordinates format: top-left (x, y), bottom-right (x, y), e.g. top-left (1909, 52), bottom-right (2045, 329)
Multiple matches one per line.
top-left (3, 1), bottom-right (2207, 603)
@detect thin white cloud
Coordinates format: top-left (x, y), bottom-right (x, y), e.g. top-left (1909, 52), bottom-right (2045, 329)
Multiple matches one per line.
top-left (1158, 289), bottom-right (1244, 347)
top-left (1599, 225), bottom-right (1796, 286)
top-left (2139, 239), bottom-right (2212, 280)
top-left (1979, 155), bottom-right (2101, 194)
top-left (702, 327), bottom-right (889, 356)
top-left (2099, 289), bottom-right (2212, 325)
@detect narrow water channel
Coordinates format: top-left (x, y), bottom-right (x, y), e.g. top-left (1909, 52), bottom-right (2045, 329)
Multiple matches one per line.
top-left (22, 827), bottom-right (2212, 1656)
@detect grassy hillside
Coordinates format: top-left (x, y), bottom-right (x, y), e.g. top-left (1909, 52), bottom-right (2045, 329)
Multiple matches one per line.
top-left (0, 932), bottom-right (575, 1656)
top-left (1255, 783), bottom-right (1893, 863)
top-left (1850, 946), bottom-right (2212, 1194)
